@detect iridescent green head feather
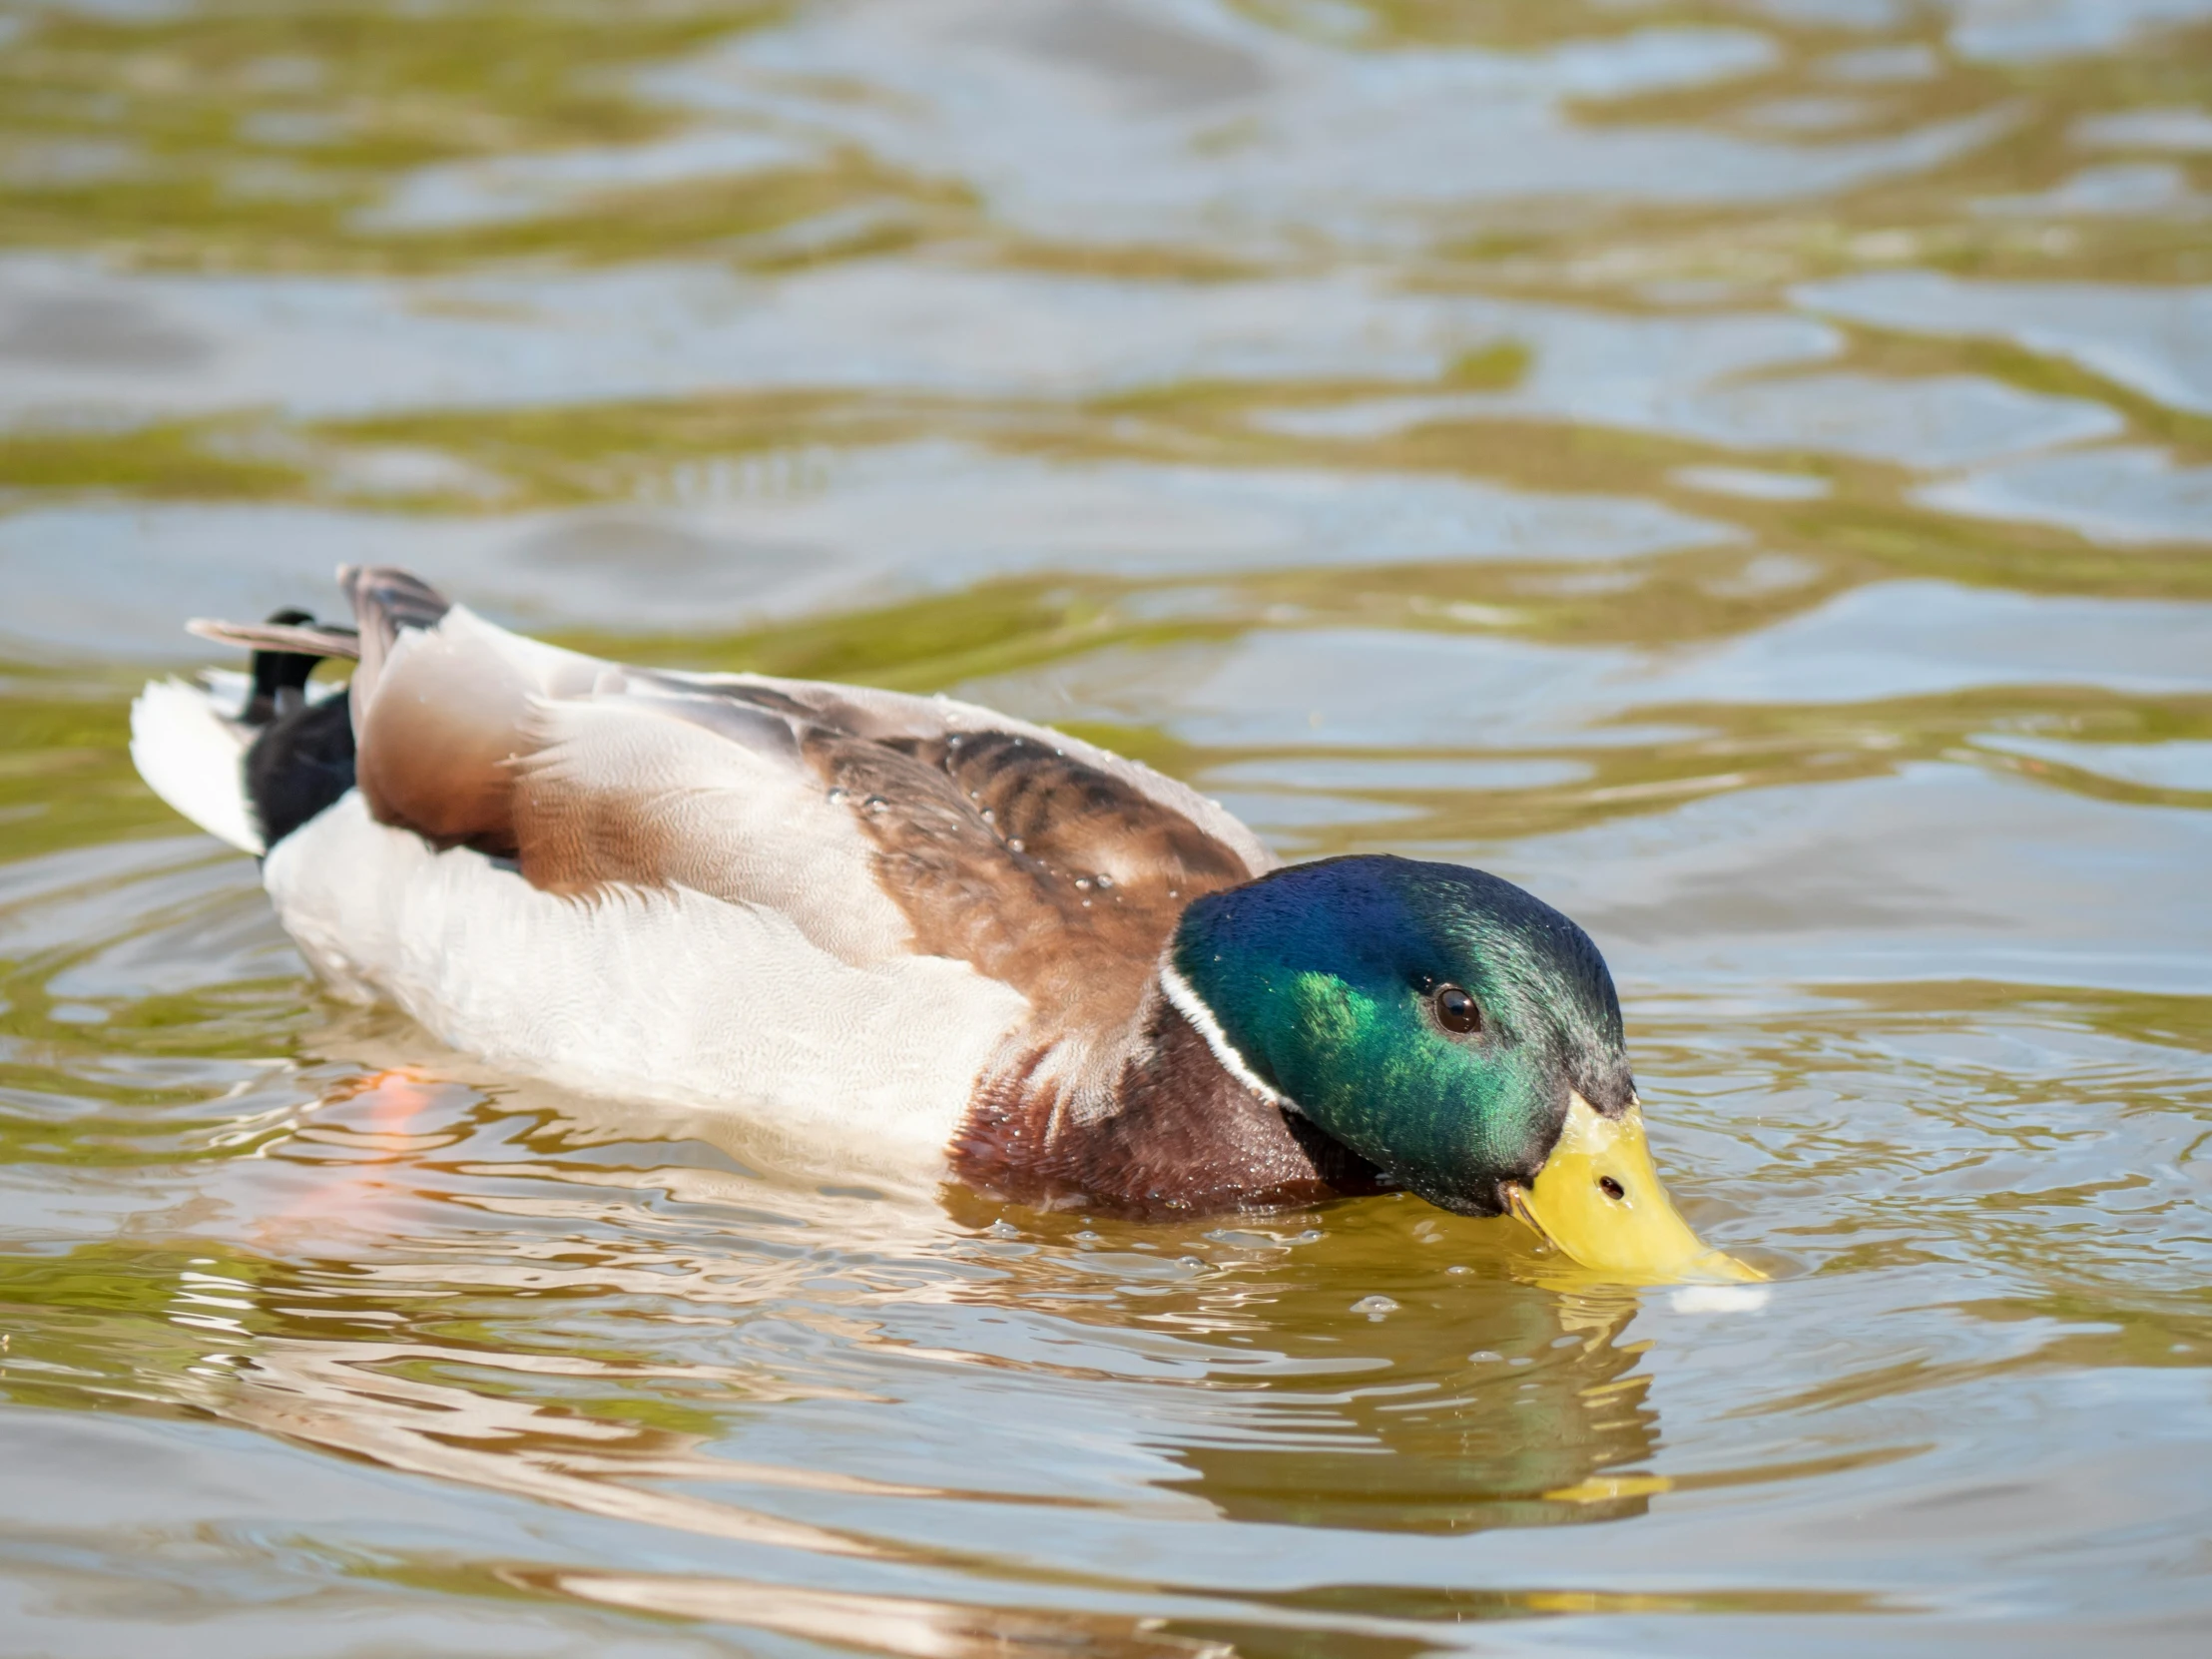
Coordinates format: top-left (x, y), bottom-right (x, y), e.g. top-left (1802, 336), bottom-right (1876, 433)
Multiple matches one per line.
top-left (1168, 855), bottom-right (1634, 1216)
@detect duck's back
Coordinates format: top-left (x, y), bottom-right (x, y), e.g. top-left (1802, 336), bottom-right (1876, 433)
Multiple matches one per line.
top-left (179, 568), bottom-right (1276, 1173)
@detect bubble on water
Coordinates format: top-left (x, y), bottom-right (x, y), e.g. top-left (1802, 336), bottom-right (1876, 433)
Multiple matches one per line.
top-left (1204, 1228), bottom-right (1288, 1249)
top-left (1469, 1350), bottom-right (1501, 1363)
top-left (1671, 1285), bottom-right (1772, 1315)
top-left (1446, 1264), bottom-right (1470, 1275)
top-left (1351, 1295), bottom-right (1398, 1319)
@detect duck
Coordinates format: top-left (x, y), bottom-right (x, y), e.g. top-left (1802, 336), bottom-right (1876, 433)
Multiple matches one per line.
top-left (130, 565), bottom-right (1754, 1282)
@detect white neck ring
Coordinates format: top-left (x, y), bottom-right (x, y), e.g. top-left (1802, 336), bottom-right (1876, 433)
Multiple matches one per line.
top-left (1159, 956), bottom-right (1298, 1114)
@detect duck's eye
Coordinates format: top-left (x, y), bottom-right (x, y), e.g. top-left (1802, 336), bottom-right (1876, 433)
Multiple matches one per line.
top-left (1432, 984), bottom-right (1481, 1034)
top-left (1597, 1176), bottom-right (1626, 1202)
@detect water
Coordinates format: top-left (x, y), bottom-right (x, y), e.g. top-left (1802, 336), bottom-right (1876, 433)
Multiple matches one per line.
top-left (3, 1), bottom-right (2210, 1652)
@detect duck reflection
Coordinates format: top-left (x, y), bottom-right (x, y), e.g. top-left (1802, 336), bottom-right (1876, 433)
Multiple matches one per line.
top-left (933, 1190), bottom-right (1661, 1535)
top-left (242, 1012), bottom-right (1666, 1551)
top-left (1162, 1279), bottom-right (1655, 1533)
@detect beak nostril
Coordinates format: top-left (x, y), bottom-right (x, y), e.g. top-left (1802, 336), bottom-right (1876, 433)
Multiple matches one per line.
top-left (1513, 1094), bottom-right (1756, 1281)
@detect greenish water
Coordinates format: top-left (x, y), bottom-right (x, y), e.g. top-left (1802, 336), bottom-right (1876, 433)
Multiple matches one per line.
top-left (3, 2), bottom-right (2211, 1654)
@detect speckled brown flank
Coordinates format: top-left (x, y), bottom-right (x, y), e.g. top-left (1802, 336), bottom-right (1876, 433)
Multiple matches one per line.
top-left (950, 987), bottom-right (1386, 1217)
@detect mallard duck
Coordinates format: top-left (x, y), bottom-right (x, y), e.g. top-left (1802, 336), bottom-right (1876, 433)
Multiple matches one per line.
top-left (131, 566), bottom-right (1753, 1282)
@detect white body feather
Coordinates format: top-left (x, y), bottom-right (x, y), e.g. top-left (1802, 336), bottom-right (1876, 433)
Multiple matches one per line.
top-left (130, 678), bottom-right (265, 855)
top-left (266, 792), bottom-right (1029, 1174)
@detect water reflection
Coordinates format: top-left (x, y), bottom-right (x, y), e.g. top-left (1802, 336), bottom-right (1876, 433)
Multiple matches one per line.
top-left (191, 1022), bottom-right (1670, 1544)
top-left (1, 1045), bottom-right (1679, 1655)
top-left (1159, 1281), bottom-right (1657, 1532)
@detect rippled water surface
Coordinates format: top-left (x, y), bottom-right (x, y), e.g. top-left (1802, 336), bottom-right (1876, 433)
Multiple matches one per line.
top-left (4, 1), bottom-right (2212, 1653)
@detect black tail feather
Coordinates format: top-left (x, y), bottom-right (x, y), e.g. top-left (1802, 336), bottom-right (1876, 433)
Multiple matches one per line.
top-left (247, 691), bottom-right (356, 849)
top-left (223, 606), bottom-right (360, 847)
top-left (197, 574), bottom-right (449, 850)
top-left (244, 608), bottom-right (321, 726)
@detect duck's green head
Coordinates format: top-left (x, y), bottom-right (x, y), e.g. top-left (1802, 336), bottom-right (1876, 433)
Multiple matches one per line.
top-left (1166, 854), bottom-right (1754, 1283)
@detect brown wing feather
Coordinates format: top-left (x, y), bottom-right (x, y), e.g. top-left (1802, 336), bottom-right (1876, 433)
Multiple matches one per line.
top-left (641, 669), bottom-right (1276, 882)
top-left (332, 571), bottom-right (1268, 1041)
top-left (355, 629), bottom-right (533, 852)
top-left (809, 726), bottom-right (1248, 1020)
top-left (340, 570), bottom-right (608, 854)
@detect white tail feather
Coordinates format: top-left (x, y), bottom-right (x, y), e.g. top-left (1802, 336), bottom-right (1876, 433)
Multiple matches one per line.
top-left (130, 678), bottom-right (265, 854)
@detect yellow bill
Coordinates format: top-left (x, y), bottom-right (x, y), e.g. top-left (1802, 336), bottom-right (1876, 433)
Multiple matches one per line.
top-left (1504, 1094), bottom-right (1762, 1285)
